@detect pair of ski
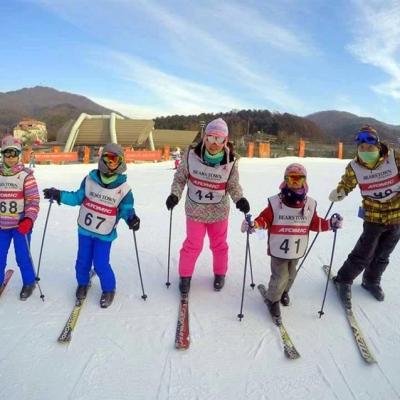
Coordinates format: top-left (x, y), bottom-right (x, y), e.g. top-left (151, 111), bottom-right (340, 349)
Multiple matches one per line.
top-left (174, 288), bottom-right (299, 357)
top-left (258, 266), bottom-right (376, 363)
top-left (58, 271), bottom-right (96, 343)
top-left (322, 265), bottom-right (376, 364)
top-left (0, 269), bottom-right (14, 298)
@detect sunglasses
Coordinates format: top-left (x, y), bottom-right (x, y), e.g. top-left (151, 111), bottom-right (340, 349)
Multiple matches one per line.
top-left (1, 149), bottom-right (21, 158)
top-left (102, 152), bottom-right (123, 164)
top-left (285, 175), bottom-right (306, 185)
top-left (205, 135), bottom-right (226, 144)
top-left (355, 131), bottom-right (379, 145)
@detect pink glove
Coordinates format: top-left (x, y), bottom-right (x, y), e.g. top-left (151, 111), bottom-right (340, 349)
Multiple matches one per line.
top-left (17, 218), bottom-right (33, 235)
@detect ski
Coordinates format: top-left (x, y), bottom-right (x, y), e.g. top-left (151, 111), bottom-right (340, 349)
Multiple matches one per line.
top-left (0, 269), bottom-right (14, 297)
top-left (58, 271), bottom-right (95, 344)
top-left (258, 284), bottom-right (300, 359)
top-left (322, 265), bottom-right (377, 364)
top-left (175, 293), bottom-right (190, 350)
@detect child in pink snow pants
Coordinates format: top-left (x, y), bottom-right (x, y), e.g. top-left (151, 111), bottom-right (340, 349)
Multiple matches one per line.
top-left (165, 118), bottom-right (250, 294)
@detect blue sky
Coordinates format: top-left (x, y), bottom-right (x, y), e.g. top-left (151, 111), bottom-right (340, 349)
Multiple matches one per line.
top-left (0, 0), bottom-right (399, 124)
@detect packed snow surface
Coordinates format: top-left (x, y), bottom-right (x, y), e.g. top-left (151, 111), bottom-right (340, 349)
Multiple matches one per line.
top-left (1, 157), bottom-right (400, 400)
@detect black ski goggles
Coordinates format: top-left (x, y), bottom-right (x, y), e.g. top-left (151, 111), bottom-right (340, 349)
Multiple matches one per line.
top-left (1, 148), bottom-right (21, 158)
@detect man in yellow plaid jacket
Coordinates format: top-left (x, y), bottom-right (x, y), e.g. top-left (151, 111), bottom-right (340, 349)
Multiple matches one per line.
top-left (329, 125), bottom-right (400, 309)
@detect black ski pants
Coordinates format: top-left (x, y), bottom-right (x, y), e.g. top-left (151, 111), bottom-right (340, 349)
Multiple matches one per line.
top-left (337, 221), bottom-right (400, 285)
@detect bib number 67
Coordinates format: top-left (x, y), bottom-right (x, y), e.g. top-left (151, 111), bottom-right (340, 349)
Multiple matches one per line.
top-left (84, 212), bottom-right (106, 229)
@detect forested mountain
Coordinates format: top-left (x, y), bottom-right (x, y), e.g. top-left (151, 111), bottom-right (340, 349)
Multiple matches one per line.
top-left (155, 110), bottom-right (328, 142)
top-left (0, 86), bottom-right (114, 140)
top-left (1, 86), bottom-right (399, 145)
top-left (307, 111), bottom-right (400, 143)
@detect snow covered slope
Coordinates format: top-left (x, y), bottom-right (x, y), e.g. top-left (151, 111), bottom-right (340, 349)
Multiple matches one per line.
top-left (1, 157), bottom-right (399, 400)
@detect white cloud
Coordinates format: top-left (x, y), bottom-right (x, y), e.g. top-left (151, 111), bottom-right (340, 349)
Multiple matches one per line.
top-left (348, 0), bottom-right (400, 100)
top-left (34, 0), bottom-right (309, 113)
top-left (91, 50), bottom-right (248, 115)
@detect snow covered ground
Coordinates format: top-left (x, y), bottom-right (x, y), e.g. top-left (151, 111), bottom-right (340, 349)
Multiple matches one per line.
top-left (1, 157), bottom-right (400, 400)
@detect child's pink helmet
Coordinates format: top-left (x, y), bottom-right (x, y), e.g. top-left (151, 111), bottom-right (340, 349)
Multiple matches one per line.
top-left (279, 163), bottom-right (308, 192)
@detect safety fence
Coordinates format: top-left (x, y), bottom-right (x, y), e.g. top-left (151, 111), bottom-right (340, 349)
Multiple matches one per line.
top-left (22, 139), bottom-right (377, 165)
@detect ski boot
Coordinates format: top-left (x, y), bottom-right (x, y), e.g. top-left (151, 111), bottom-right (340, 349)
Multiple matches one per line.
top-left (179, 277), bottom-right (191, 295)
top-left (19, 284), bottom-right (35, 301)
top-left (213, 275), bottom-right (225, 291)
top-left (361, 281), bottom-right (385, 301)
top-left (100, 291), bottom-right (115, 308)
top-left (76, 285), bottom-right (88, 301)
top-left (280, 291), bottom-right (290, 306)
top-left (265, 298), bottom-right (281, 325)
top-left (333, 277), bottom-right (352, 309)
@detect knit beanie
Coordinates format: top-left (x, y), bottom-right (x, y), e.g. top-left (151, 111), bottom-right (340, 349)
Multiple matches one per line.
top-left (204, 118), bottom-right (229, 138)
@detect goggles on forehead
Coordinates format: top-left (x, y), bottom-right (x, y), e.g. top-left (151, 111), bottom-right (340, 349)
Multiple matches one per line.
top-left (1, 148), bottom-right (21, 158)
top-left (285, 174), bottom-right (306, 185)
top-left (102, 152), bottom-right (123, 164)
top-left (205, 135), bottom-right (226, 144)
top-left (355, 131), bottom-right (379, 145)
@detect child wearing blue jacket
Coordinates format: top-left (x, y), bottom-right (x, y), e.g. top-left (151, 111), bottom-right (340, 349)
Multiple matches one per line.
top-left (43, 143), bottom-right (140, 308)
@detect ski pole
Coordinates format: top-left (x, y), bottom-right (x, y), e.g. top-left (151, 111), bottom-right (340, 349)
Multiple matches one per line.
top-left (245, 213), bottom-right (255, 289)
top-left (36, 197), bottom-right (54, 282)
top-left (24, 235), bottom-right (45, 301)
top-left (318, 213), bottom-right (339, 318)
top-left (296, 201), bottom-right (334, 274)
top-left (237, 214), bottom-right (252, 321)
top-left (166, 209), bottom-right (173, 288)
top-left (132, 231), bottom-right (147, 300)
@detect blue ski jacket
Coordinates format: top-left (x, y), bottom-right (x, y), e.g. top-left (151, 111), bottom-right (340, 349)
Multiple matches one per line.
top-left (60, 169), bottom-right (135, 241)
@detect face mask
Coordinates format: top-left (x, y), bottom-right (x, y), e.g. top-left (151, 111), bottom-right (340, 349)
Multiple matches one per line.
top-left (358, 150), bottom-right (380, 164)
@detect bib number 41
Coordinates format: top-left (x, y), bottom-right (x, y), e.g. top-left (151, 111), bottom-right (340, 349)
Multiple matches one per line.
top-left (280, 238), bottom-right (301, 254)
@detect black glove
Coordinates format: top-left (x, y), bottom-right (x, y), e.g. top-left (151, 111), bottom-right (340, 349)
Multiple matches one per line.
top-left (43, 188), bottom-right (61, 205)
top-left (236, 197), bottom-right (250, 214)
top-left (166, 194), bottom-right (179, 210)
top-left (128, 215), bottom-right (140, 231)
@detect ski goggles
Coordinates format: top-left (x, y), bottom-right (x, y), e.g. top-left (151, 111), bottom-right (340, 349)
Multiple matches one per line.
top-left (1, 149), bottom-right (21, 158)
top-left (102, 152), bottom-right (123, 164)
top-left (205, 135), bottom-right (226, 144)
top-left (355, 131), bottom-right (379, 145)
top-left (285, 174), bottom-right (306, 185)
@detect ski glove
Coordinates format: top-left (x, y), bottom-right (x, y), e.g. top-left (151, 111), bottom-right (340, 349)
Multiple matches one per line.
top-left (330, 214), bottom-right (343, 231)
top-left (17, 217), bottom-right (33, 235)
top-left (328, 188), bottom-right (346, 202)
top-left (166, 194), bottom-right (179, 210)
top-left (128, 214), bottom-right (140, 231)
top-left (43, 187), bottom-right (61, 205)
top-left (236, 197), bottom-right (250, 214)
top-left (241, 219), bottom-right (255, 234)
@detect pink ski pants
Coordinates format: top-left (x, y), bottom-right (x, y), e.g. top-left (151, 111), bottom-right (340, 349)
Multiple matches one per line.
top-left (179, 218), bottom-right (228, 277)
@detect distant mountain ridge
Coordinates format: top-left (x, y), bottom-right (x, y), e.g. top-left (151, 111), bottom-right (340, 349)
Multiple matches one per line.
top-left (306, 110), bottom-right (400, 143)
top-left (0, 86), bottom-right (115, 140)
top-left (1, 86), bottom-right (399, 145)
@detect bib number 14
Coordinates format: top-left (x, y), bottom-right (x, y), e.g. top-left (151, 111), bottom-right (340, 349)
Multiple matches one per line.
top-left (195, 190), bottom-right (214, 201)
top-left (280, 238), bottom-right (301, 254)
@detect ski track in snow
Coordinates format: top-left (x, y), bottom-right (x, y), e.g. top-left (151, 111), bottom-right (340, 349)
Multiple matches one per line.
top-left (328, 349), bottom-right (358, 400)
top-left (2, 158), bottom-right (400, 399)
